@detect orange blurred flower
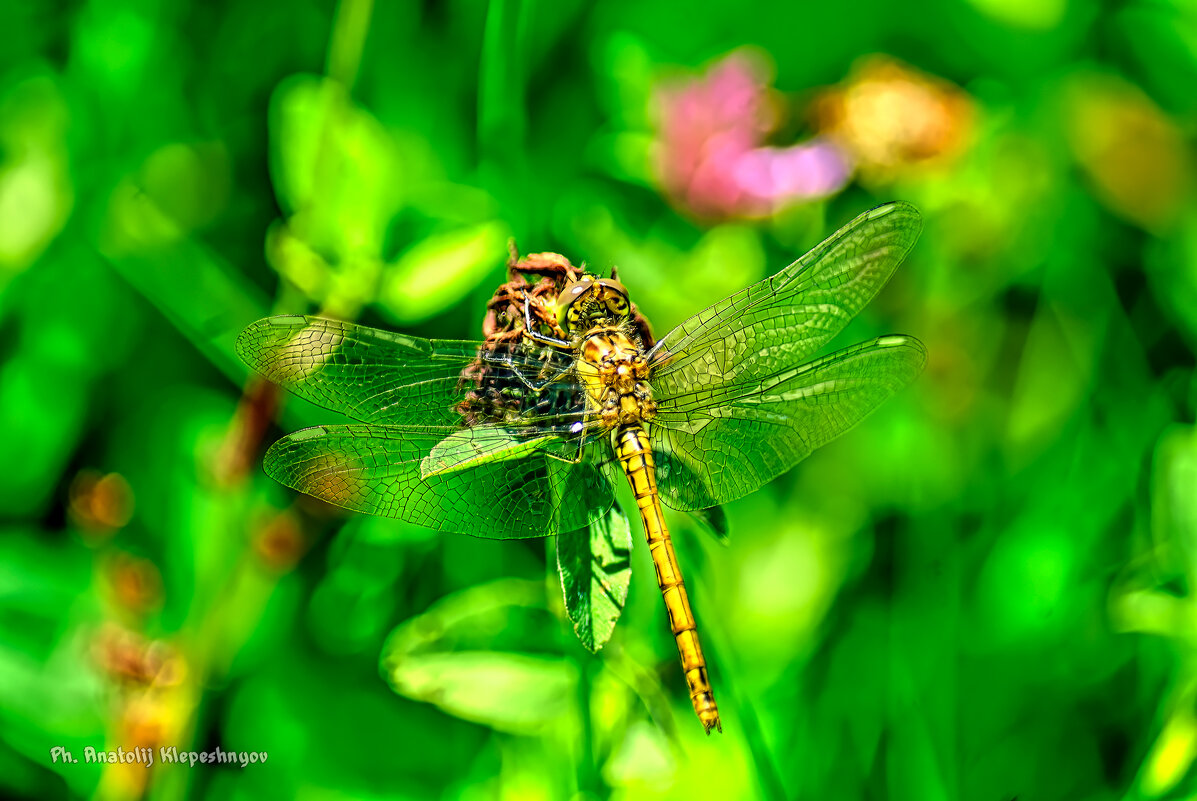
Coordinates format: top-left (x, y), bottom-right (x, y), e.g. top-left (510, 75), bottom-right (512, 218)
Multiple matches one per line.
top-left (252, 507), bottom-right (308, 572)
top-left (69, 470), bottom-right (134, 537)
top-left (91, 624), bottom-right (190, 800)
top-left (105, 553), bottom-right (164, 617)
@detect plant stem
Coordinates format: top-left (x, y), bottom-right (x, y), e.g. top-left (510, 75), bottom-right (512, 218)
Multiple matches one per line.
top-left (699, 587), bottom-right (787, 801)
top-left (326, 0), bottom-right (375, 89)
top-left (572, 645), bottom-right (607, 799)
top-left (478, 0), bottom-right (529, 238)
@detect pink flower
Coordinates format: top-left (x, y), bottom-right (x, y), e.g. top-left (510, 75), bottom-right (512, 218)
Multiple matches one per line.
top-left (655, 53), bottom-right (852, 219)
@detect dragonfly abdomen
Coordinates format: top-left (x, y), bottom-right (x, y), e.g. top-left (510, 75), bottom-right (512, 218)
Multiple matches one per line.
top-left (615, 424), bottom-right (721, 734)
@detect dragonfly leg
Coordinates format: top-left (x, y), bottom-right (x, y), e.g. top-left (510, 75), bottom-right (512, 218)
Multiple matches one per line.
top-left (523, 297), bottom-right (572, 349)
top-left (540, 437), bottom-right (587, 464)
top-left (510, 365), bottom-right (572, 393)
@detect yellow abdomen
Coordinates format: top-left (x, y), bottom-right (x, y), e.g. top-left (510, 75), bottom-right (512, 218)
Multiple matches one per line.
top-left (615, 425), bottom-right (721, 734)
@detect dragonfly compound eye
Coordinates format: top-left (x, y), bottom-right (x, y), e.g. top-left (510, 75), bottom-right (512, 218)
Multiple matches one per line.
top-left (558, 275), bottom-right (630, 332)
top-left (557, 276), bottom-right (596, 332)
top-left (592, 279), bottom-right (630, 319)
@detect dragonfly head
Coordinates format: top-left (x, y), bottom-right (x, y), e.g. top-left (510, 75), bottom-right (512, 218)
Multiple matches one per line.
top-left (557, 274), bottom-right (631, 334)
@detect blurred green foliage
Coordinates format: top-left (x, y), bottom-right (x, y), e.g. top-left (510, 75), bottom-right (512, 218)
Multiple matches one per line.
top-left (2, 0), bottom-right (1197, 799)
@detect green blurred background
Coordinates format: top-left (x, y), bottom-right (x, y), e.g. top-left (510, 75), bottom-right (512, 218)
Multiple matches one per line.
top-left (3, 0), bottom-right (1197, 799)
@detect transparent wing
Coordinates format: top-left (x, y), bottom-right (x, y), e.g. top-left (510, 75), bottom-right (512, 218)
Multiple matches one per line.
top-left (651, 336), bottom-right (926, 510)
top-left (647, 202), bottom-right (922, 395)
top-left (236, 315), bottom-right (587, 427)
top-left (264, 423), bottom-right (614, 538)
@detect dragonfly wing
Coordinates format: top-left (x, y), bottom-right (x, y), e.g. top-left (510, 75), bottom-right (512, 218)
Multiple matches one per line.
top-left (264, 424), bottom-right (614, 538)
top-left (650, 336), bottom-right (926, 510)
top-left (237, 315), bottom-right (585, 427)
top-left (647, 202), bottom-right (922, 395)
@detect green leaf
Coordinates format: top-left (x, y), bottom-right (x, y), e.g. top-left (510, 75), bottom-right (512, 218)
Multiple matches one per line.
top-left (420, 428), bottom-right (559, 479)
top-left (557, 500), bottom-right (633, 653)
top-left (380, 219), bottom-right (511, 323)
top-left (690, 504), bottom-right (731, 545)
top-left (386, 651), bottom-right (574, 735)
top-left (1153, 425), bottom-right (1197, 582)
top-left (381, 579), bottom-right (575, 734)
top-left (268, 74), bottom-right (401, 262)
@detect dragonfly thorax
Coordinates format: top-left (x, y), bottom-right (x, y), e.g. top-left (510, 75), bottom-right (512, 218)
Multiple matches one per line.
top-left (577, 329), bottom-right (656, 429)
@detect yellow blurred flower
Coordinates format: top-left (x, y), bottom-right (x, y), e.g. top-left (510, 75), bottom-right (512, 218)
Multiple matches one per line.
top-left (814, 55), bottom-right (974, 180)
top-left (1061, 71), bottom-right (1191, 232)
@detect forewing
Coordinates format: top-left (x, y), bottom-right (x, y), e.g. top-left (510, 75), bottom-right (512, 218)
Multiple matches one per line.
top-left (648, 202), bottom-right (922, 396)
top-left (264, 424), bottom-right (614, 538)
top-left (236, 315), bottom-right (584, 427)
top-left (651, 336), bottom-right (926, 510)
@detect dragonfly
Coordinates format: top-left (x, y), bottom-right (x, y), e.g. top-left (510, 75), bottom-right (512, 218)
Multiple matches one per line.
top-left (236, 201), bottom-right (926, 735)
